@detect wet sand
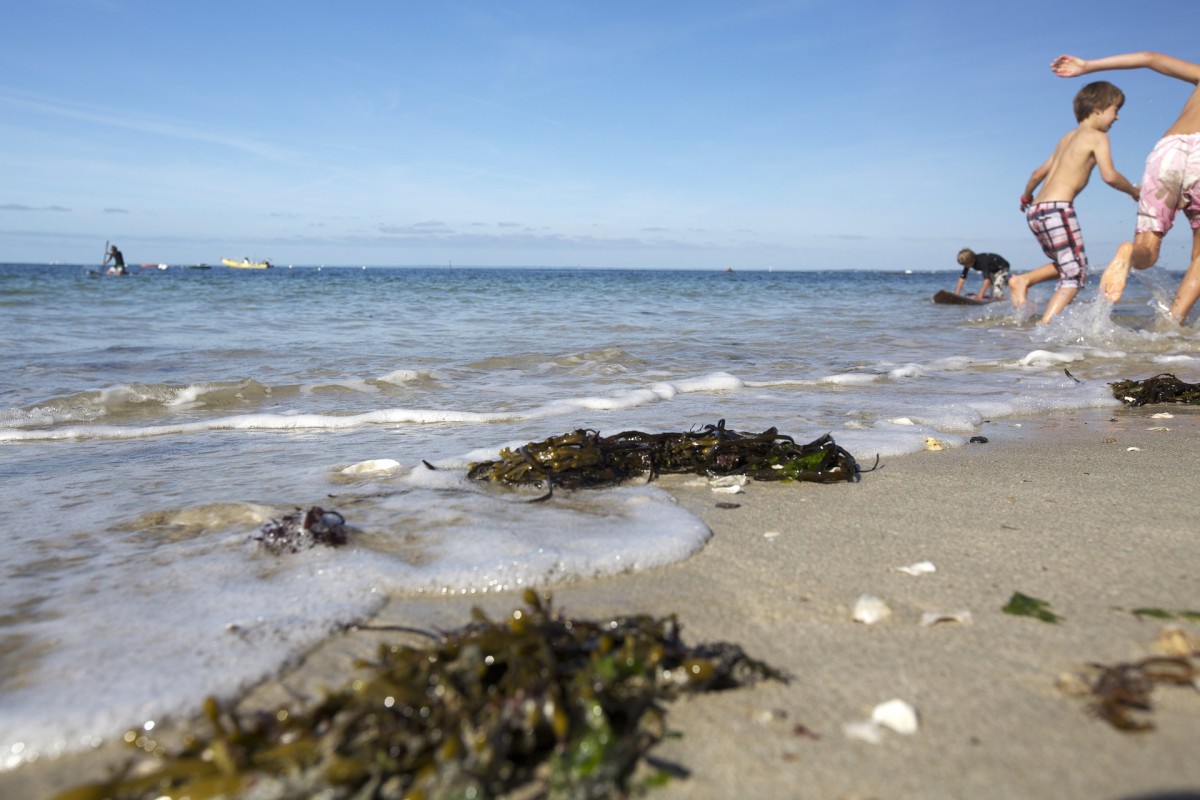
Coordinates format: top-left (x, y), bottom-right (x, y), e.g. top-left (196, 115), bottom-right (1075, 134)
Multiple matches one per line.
top-left (7, 405), bottom-right (1200, 799)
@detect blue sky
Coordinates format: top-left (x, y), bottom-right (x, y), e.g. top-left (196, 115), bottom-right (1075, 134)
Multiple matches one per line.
top-left (2, 1), bottom-right (1199, 270)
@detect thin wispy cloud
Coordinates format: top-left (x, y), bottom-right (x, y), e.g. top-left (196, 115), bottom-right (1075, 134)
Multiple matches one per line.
top-left (1, 203), bottom-right (70, 212)
top-left (0, 88), bottom-right (295, 162)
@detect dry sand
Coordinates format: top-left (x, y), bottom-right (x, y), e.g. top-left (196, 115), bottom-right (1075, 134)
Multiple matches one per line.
top-left (7, 405), bottom-right (1200, 799)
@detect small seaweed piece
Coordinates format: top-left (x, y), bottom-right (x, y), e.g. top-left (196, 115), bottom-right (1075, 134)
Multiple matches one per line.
top-left (55, 590), bottom-right (787, 800)
top-left (1002, 591), bottom-right (1063, 623)
top-left (1085, 656), bottom-right (1198, 732)
top-left (1129, 607), bottom-right (1200, 622)
top-left (1110, 373), bottom-right (1200, 405)
top-left (1131, 607), bottom-right (1176, 620)
top-left (467, 421), bottom-right (860, 491)
top-left (254, 506), bottom-right (348, 554)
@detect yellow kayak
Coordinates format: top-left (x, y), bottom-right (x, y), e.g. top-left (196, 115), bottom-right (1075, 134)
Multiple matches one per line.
top-left (222, 258), bottom-right (273, 269)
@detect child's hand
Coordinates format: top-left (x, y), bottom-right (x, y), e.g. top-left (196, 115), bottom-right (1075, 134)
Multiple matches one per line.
top-left (1051, 55), bottom-right (1086, 77)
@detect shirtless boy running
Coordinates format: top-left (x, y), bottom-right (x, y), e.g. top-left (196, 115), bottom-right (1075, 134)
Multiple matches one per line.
top-left (1009, 81), bottom-right (1140, 323)
top-left (1052, 52), bottom-right (1200, 324)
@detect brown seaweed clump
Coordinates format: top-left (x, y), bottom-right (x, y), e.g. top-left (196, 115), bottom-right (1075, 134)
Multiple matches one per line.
top-left (468, 420), bottom-right (861, 492)
top-left (1110, 373), bottom-right (1200, 406)
top-left (254, 506), bottom-right (348, 554)
top-left (1082, 656), bottom-right (1198, 732)
top-left (55, 590), bottom-right (787, 800)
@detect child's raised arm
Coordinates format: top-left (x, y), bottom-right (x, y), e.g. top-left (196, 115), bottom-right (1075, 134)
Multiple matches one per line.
top-left (1052, 52), bottom-right (1200, 85)
top-left (1090, 132), bottom-right (1140, 202)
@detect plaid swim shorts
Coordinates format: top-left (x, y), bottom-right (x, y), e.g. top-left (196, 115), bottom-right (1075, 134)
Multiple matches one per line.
top-left (1026, 201), bottom-right (1087, 289)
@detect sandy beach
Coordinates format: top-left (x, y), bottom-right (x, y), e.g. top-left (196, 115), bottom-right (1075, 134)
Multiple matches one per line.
top-left (7, 404), bottom-right (1200, 800)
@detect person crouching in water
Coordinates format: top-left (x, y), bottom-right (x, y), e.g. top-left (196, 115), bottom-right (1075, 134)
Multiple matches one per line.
top-left (954, 248), bottom-right (1010, 299)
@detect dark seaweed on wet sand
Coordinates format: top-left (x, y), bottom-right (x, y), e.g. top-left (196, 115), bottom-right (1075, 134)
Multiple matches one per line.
top-left (468, 420), bottom-right (861, 490)
top-left (55, 590), bottom-right (786, 800)
top-left (1110, 373), bottom-right (1200, 406)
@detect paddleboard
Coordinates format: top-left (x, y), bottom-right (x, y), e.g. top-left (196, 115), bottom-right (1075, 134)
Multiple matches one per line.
top-left (932, 290), bottom-right (995, 306)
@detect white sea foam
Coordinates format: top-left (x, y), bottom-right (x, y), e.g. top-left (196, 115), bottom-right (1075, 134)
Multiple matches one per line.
top-left (820, 373), bottom-right (881, 385)
top-left (887, 363), bottom-right (928, 379)
top-left (1019, 349), bottom-right (1083, 367)
top-left (0, 481), bottom-right (708, 768)
top-left (376, 369), bottom-right (427, 384)
top-left (1153, 353), bottom-right (1198, 366)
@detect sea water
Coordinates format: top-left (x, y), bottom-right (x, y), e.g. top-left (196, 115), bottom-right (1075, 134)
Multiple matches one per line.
top-left (1, 262), bottom-right (1197, 769)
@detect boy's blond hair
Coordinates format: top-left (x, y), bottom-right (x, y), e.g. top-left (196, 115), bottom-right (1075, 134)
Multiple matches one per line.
top-left (1073, 81), bottom-right (1124, 122)
top-left (956, 248), bottom-right (975, 266)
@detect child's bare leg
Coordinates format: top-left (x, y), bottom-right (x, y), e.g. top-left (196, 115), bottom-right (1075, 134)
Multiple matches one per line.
top-left (1008, 263), bottom-right (1055, 308)
top-left (1099, 243), bottom-right (1134, 302)
top-left (1040, 285), bottom-right (1079, 324)
top-left (1132, 232), bottom-right (1161, 270)
top-left (1166, 227), bottom-right (1200, 323)
top-left (1101, 233), bottom-right (1163, 302)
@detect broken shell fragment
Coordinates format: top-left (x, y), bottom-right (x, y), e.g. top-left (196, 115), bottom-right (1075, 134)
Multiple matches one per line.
top-left (919, 610), bottom-right (973, 627)
top-left (709, 475), bottom-right (748, 488)
top-left (871, 699), bottom-right (919, 735)
top-left (1154, 625), bottom-right (1200, 658)
top-left (852, 594), bottom-right (892, 624)
top-left (924, 437), bottom-right (944, 451)
top-left (1055, 671), bottom-right (1092, 697)
top-left (711, 484), bottom-right (744, 494)
top-left (896, 561), bottom-right (936, 576)
top-left (842, 721), bottom-right (884, 744)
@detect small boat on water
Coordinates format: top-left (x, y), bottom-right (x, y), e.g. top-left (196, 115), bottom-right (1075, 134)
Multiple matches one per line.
top-left (221, 258), bottom-right (273, 269)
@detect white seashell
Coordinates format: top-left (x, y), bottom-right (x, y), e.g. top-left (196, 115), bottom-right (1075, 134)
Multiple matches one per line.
top-left (924, 437), bottom-right (944, 451)
top-left (852, 594), bottom-right (892, 624)
top-left (1151, 412), bottom-right (1174, 419)
top-left (919, 610), bottom-right (973, 627)
top-left (712, 484), bottom-right (744, 494)
top-left (754, 708), bottom-right (788, 725)
top-left (888, 417), bottom-right (916, 426)
top-left (871, 699), bottom-right (919, 735)
top-left (842, 720), bottom-right (884, 744)
top-left (1126, 446), bottom-right (1141, 452)
top-left (896, 561), bottom-right (936, 576)
top-left (763, 530), bottom-right (781, 540)
top-left (340, 458), bottom-right (401, 475)
top-left (1147, 426), bottom-right (1170, 431)
top-left (709, 475), bottom-right (747, 487)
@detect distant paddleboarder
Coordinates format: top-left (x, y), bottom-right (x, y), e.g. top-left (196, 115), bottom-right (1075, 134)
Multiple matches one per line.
top-left (104, 244), bottom-right (127, 276)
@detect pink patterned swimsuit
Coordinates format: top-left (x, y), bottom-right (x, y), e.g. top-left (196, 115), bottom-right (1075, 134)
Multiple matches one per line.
top-left (1137, 133), bottom-right (1200, 234)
